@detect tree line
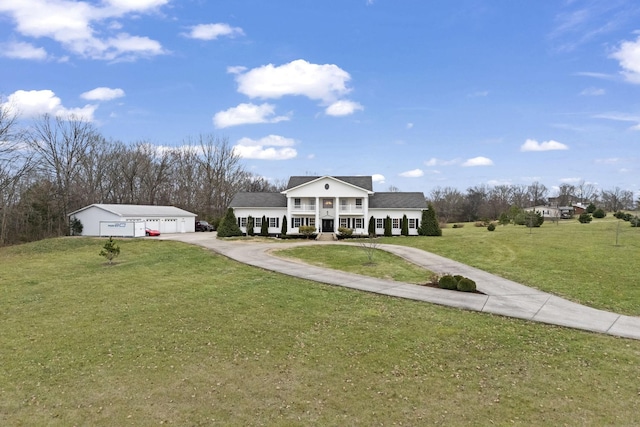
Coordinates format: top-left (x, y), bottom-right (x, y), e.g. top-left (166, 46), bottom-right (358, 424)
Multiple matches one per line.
top-left (427, 182), bottom-right (637, 224)
top-left (0, 110), bottom-right (283, 246)
top-left (1, 104), bottom-right (637, 246)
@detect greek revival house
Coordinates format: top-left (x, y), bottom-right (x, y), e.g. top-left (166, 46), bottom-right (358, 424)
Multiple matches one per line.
top-left (229, 175), bottom-right (427, 236)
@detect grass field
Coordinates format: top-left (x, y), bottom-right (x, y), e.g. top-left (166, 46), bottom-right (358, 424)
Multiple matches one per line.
top-left (1, 237), bottom-right (640, 426)
top-left (373, 216), bottom-right (640, 316)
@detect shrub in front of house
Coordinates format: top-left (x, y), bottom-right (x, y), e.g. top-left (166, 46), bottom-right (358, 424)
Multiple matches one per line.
top-left (592, 208), bottom-right (606, 218)
top-left (438, 275), bottom-right (458, 290)
top-left (586, 203), bottom-right (596, 214)
top-left (384, 216), bottom-right (392, 237)
top-left (217, 208), bottom-right (243, 237)
top-left (246, 216), bottom-right (255, 236)
top-left (578, 213), bottom-right (592, 224)
top-left (457, 277), bottom-right (477, 292)
top-left (298, 225), bottom-right (316, 239)
top-left (338, 227), bottom-right (353, 238)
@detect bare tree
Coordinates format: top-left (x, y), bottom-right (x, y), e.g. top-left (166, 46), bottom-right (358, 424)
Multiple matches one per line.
top-left (510, 184), bottom-right (529, 208)
top-left (194, 134), bottom-right (246, 219)
top-left (429, 186), bottom-right (464, 223)
top-left (601, 187), bottom-right (634, 212)
top-left (0, 101), bottom-right (33, 244)
top-left (487, 185), bottom-right (512, 219)
top-left (575, 180), bottom-right (596, 205)
top-left (26, 114), bottom-right (98, 233)
top-left (527, 181), bottom-right (548, 207)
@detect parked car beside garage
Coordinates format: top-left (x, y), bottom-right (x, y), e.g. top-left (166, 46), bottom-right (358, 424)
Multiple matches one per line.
top-left (195, 220), bottom-right (214, 232)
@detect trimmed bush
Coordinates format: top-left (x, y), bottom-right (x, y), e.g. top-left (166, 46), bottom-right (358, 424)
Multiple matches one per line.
top-left (401, 214), bottom-right (409, 236)
top-left (419, 203), bottom-right (442, 236)
top-left (368, 216), bottom-right (376, 236)
top-left (457, 277), bottom-right (477, 292)
top-left (299, 225), bottom-right (316, 238)
top-left (281, 215), bottom-right (288, 236)
top-left (246, 216), bottom-right (255, 236)
top-left (578, 213), bottom-right (592, 224)
top-left (384, 216), bottom-right (392, 237)
top-left (338, 227), bottom-right (353, 237)
top-left (630, 216), bottom-right (640, 227)
top-left (487, 223), bottom-right (496, 231)
top-left (592, 208), bottom-right (606, 218)
top-left (217, 208), bottom-right (243, 237)
top-left (438, 275), bottom-right (458, 290)
top-left (260, 215), bottom-right (269, 236)
top-left (586, 203), bottom-right (596, 214)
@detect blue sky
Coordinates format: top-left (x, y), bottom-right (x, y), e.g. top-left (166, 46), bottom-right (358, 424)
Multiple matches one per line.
top-left (1, 0), bottom-right (639, 197)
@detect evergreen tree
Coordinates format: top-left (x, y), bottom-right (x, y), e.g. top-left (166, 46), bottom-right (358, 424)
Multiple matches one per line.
top-left (401, 214), bottom-right (409, 236)
top-left (260, 215), bottom-right (269, 236)
top-left (246, 215), bottom-right (255, 236)
top-left (368, 216), bottom-right (376, 236)
top-left (419, 203), bottom-right (442, 236)
top-left (99, 237), bottom-right (120, 264)
top-left (384, 216), bottom-right (392, 237)
top-left (217, 208), bottom-right (242, 237)
top-left (281, 215), bottom-right (287, 236)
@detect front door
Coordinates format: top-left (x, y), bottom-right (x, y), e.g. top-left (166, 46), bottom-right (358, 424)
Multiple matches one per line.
top-left (322, 219), bottom-right (334, 233)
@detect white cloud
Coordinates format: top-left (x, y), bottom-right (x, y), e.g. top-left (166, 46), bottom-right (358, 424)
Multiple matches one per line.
top-left (372, 174), bottom-right (385, 184)
top-left (611, 36), bottom-right (640, 84)
top-left (399, 169), bottom-right (424, 178)
top-left (0, 41), bottom-right (47, 60)
top-left (213, 103), bottom-right (290, 128)
top-left (520, 139), bottom-right (569, 152)
top-left (0, 0), bottom-right (167, 61)
top-left (184, 23), bottom-right (244, 40)
top-left (233, 135), bottom-right (297, 161)
top-left (580, 87), bottom-right (605, 96)
top-left (236, 135), bottom-right (296, 147)
top-left (80, 87), bottom-right (125, 101)
top-left (325, 100), bottom-right (363, 116)
top-left (593, 112), bottom-right (640, 130)
top-left (233, 59), bottom-right (352, 103)
top-left (406, 122), bottom-right (414, 129)
top-left (2, 89), bottom-right (97, 121)
top-left (462, 156), bottom-right (494, 167)
top-left (104, 0), bottom-right (169, 13)
top-left (424, 157), bottom-right (459, 167)
top-left (559, 177), bottom-right (582, 184)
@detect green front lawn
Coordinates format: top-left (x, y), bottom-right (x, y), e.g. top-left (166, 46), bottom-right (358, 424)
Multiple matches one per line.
top-left (378, 217), bottom-right (640, 315)
top-left (1, 237), bottom-right (639, 425)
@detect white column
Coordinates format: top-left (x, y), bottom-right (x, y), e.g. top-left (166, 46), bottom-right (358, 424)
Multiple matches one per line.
top-left (315, 196), bottom-right (320, 233)
top-left (286, 197), bottom-right (292, 233)
top-left (334, 196), bottom-right (339, 232)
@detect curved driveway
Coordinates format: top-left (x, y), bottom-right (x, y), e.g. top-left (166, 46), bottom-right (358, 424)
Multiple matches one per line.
top-left (161, 233), bottom-right (640, 341)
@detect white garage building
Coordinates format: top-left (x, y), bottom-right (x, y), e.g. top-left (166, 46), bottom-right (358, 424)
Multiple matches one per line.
top-left (69, 204), bottom-right (197, 237)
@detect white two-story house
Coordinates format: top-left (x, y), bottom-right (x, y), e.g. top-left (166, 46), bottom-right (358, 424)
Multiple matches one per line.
top-left (229, 176), bottom-right (427, 236)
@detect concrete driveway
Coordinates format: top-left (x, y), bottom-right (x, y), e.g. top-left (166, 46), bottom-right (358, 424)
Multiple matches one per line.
top-left (161, 232), bottom-right (640, 341)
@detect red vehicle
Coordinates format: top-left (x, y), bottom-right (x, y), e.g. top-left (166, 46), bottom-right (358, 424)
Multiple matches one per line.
top-left (145, 228), bottom-right (160, 236)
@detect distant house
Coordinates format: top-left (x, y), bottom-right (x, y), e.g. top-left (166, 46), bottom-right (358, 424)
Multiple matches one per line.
top-left (229, 175), bottom-right (427, 236)
top-left (69, 204), bottom-right (197, 236)
top-left (526, 205), bottom-right (580, 219)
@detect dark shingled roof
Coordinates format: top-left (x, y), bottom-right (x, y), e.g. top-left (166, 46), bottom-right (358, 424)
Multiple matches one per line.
top-left (229, 192), bottom-right (287, 208)
top-left (287, 176), bottom-right (373, 191)
top-left (369, 192), bottom-right (427, 209)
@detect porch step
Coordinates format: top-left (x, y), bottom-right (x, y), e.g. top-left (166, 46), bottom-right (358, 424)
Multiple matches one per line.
top-left (316, 233), bottom-right (336, 241)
